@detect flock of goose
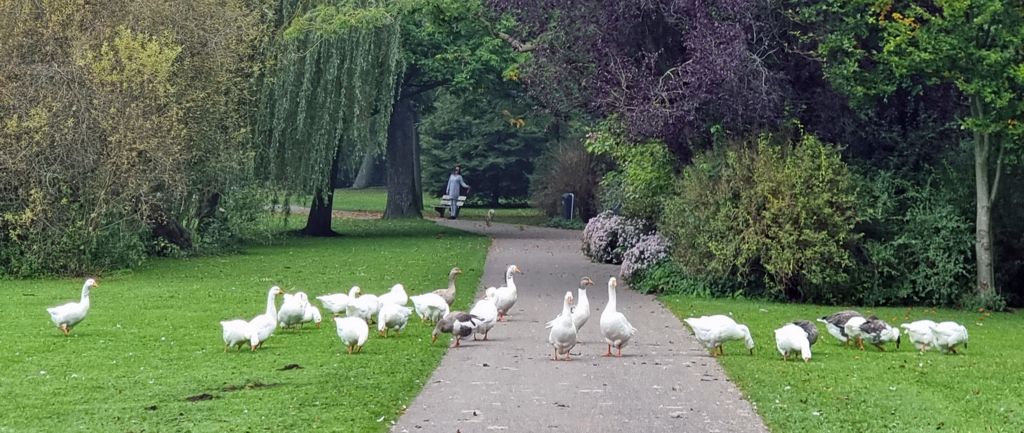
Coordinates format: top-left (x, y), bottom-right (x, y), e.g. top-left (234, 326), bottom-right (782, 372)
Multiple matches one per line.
top-left (682, 309), bottom-right (970, 363)
top-left (44, 274), bottom-right (969, 363)
top-left (42, 266), bottom-right (640, 360)
top-left (546, 276), bottom-right (638, 360)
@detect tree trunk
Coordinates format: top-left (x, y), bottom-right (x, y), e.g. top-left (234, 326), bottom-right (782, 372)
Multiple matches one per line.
top-left (972, 97), bottom-right (995, 296)
top-left (413, 118), bottom-right (423, 211)
top-left (974, 133), bottom-right (995, 296)
top-left (351, 151), bottom-right (379, 189)
top-left (302, 150), bottom-right (340, 236)
top-left (384, 98), bottom-right (423, 219)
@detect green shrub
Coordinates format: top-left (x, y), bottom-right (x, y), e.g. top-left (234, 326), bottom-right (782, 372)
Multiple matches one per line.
top-left (586, 119), bottom-right (676, 221)
top-left (660, 132), bottom-right (858, 302)
top-left (632, 260), bottom-right (741, 297)
top-left (545, 217), bottom-right (585, 230)
top-left (1, 197), bottom-right (148, 276)
top-left (529, 140), bottom-right (602, 220)
top-left (960, 291), bottom-right (1008, 312)
top-left (596, 170), bottom-right (626, 213)
top-left (852, 171), bottom-right (975, 306)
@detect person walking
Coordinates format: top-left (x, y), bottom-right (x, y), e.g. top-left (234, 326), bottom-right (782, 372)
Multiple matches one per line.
top-left (446, 165), bottom-right (470, 219)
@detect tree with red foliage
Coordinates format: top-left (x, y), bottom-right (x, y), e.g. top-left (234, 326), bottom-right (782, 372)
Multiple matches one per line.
top-left (487, 0), bottom-right (784, 156)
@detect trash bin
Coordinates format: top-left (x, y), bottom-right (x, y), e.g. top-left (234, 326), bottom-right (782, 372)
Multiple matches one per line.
top-left (560, 193), bottom-right (575, 220)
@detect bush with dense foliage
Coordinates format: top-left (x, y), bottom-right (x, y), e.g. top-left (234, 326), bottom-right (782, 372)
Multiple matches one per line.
top-left (0, 1), bottom-right (273, 276)
top-left (660, 132), bottom-right (858, 302)
top-left (852, 171), bottom-right (976, 306)
top-left (619, 233), bottom-right (671, 283)
top-left (586, 119), bottom-right (677, 221)
top-left (530, 140), bottom-right (602, 220)
top-left (581, 211), bottom-right (652, 264)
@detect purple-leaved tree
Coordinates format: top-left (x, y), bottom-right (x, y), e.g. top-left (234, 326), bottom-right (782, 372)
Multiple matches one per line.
top-left (488, 0), bottom-right (783, 155)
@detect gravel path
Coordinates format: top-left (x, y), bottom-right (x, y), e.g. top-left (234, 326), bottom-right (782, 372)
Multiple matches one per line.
top-left (391, 219), bottom-right (769, 433)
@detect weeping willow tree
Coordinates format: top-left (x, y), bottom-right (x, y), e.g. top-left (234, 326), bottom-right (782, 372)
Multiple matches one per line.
top-left (257, 0), bottom-right (401, 235)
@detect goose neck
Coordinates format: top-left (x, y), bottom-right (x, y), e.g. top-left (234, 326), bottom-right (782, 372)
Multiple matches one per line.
top-left (80, 284), bottom-right (91, 307)
top-left (265, 291), bottom-right (278, 317)
top-left (606, 284), bottom-right (617, 312)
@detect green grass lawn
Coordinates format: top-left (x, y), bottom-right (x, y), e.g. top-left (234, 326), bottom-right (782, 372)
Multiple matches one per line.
top-left (660, 295), bottom-right (1023, 433)
top-left (0, 219), bottom-right (488, 432)
top-left (296, 187), bottom-right (548, 226)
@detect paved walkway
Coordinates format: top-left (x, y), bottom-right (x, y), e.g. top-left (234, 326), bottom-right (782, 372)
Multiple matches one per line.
top-left (392, 220), bottom-right (768, 433)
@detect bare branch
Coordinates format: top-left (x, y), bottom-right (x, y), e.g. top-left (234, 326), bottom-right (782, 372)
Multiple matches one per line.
top-left (497, 32), bottom-right (536, 52)
top-left (990, 140), bottom-right (1004, 203)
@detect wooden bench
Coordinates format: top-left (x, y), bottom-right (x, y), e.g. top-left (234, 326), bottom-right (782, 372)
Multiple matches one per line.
top-left (434, 195), bottom-right (467, 218)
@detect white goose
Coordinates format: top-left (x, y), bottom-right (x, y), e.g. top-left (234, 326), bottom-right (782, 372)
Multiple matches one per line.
top-left (469, 288), bottom-right (499, 340)
top-left (334, 316), bottom-right (369, 354)
top-left (377, 303), bottom-right (412, 337)
top-left (791, 320), bottom-right (819, 346)
top-left (683, 314), bottom-right (754, 356)
top-left (347, 290), bottom-right (381, 323)
top-left (316, 286), bottom-right (360, 316)
top-left (410, 293), bottom-right (450, 323)
top-left (931, 321), bottom-right (968, 354)
top-left (277, 291), bottom-right (309, 329)
top-left (571, 277), bottom-right (594, 332)
top-left (220, 319), bottom-right (253, 351)
top-left (301, 303), bottom-right (322, 328)
top-left (849, 316), bottom-right (900, 351)
top-left (842, 315), bottom-right (869, 349)
top-left (248, 286), bottom-right (284, 351)
top-left (547, 291), bottom-right (578, 361)
top-left (599, 277), bottom-right (637, 357)
top-left (379, 283), bottom-right (409, 306)
top-left (47, 278), bottom-right (98, 336)
top-left (900, 320), bottom-right (938, 352)
top-left (493, 264), bottom-right (522, 321)
top-left (818, 310), bottom-right (863, 345)
top-left (775, 323), bottom-right (812, 362)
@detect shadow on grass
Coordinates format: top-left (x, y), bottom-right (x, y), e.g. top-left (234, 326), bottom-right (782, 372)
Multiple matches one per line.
top-left (279, 219), bottom-right (484, 241)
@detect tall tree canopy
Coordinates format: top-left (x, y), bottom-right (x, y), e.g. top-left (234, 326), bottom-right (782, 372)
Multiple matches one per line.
top-left (0, 0), bottom-right (269, 275)
top-left (815, 0), bottom-right (1024, 300)
top-left (420, 85), bottom-right (548, 206)
top-left (382, 0), bottom-right (526, 218)
top-left (487, 0), bottom-right (784, 155)
top-left (257, 0), bottom-right (401, 234)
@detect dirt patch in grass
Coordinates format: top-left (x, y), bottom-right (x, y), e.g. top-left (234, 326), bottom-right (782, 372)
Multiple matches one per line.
top-left (185, 393), bottom-right (216, 402)
top-left (287, 205), bottom-right (383, 220)
top-left (222, 381), bottom-right (280, 392)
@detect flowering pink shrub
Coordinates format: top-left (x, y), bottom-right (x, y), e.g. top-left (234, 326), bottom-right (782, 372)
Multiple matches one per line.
top-left (582, 211), bottom-right (623, 263)
top-left (620, 233), bottom-right (671, 282)
top-left (582, 211), bottom-right (653, 264)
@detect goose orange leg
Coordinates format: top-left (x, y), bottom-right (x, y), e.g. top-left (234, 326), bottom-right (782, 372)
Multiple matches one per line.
top-left (603, 344), bottom-right (613, 357)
